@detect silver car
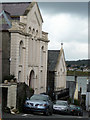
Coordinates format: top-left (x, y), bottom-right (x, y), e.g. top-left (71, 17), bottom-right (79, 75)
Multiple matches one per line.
top-left (53, 100), bottom-right (69, 114)
top-left (24, 94), bottom-right (53, 115)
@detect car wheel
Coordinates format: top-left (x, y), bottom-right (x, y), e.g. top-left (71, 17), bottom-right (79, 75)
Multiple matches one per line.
top-left (79, 113), bottom-right (83, 116)
top-left (49, 109), bottom-right (53, 115)
top-left (72, 113), bottom-right (75, 116)
top-left (77, 112), bottom-right (80, 116)
top-left (30, 111), bottom-right (33, 114)
top-left (23, 108), bottom-right (27, 113)
top-left (44, 108), bottom-right (50, 116)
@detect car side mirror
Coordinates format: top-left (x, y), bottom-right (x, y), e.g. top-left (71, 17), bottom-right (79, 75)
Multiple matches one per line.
top-left (27, 97), bottom-right (29, 100)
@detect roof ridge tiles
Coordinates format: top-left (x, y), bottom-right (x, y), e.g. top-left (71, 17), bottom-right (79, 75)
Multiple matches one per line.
top-left (1, 2), bottom-right (31, 4)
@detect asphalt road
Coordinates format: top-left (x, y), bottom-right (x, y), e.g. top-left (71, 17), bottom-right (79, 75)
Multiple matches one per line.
top-left (2, 111), bottom-right (90, 120)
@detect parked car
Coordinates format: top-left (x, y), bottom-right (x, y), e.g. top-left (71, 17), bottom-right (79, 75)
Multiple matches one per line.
top-left (75, 106), bottom-right (83, 116)
top-left (23, 94), bottom-right (53, 116)
top-left (53, 100), bottom-right (70, 114)
top-left (69, 104), bottom-right (83, 116)
top-left (69, 104), bottom-right (77, 116)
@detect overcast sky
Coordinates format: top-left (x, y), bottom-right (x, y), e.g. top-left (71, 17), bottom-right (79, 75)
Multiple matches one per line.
top-left (1, 0), bottom-right (89, 61)
top-left (38, 2), bottom-right (88, 61)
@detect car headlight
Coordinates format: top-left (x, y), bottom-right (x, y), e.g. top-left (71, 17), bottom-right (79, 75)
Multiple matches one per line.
top-left (39, 104), bottom-right (47, 107)
top-left (62, 107), bottom-right (67, 110)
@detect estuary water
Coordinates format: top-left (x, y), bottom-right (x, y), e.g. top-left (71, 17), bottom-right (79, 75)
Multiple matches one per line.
top-left (66, 76), bottom-right (88, 95)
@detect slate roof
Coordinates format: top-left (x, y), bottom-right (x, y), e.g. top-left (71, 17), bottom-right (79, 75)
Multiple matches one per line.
top-left (0, 2), bottom-right (31, 30)
top-left (0, 11), bottom-right (12, 30)
top-left (48, 50), bottom-right (60, 71)
top-left (1, 2), bottom-right (30, 16)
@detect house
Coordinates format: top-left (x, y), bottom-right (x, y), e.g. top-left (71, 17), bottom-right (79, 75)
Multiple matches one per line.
top-left (0, 2), bottom-right (49, 109)
top-left (47, 44), bottom-right (67, 100)
top-left (66, 80), bottom-right (78, 103)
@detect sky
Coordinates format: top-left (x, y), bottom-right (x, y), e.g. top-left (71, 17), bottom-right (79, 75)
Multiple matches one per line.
top-left (1, 0), bottom-right (89, 61)
top-left (38, 2), bottom-right (88, 61)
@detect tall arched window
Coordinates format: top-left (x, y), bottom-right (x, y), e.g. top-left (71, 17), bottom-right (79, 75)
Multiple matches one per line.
top-left (19, 41), bottom-right (23, 64)
top-left (18, 71), bottom-right (21, 82)
top-left (29, 27), bottom-right (31, 32)
top-left (41, 46), bottom-right (44, 66)
top-left (29, 70), bottom-right (35, 89)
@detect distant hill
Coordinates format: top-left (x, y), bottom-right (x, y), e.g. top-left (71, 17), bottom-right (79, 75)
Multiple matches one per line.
top-left (66, 59), bottom-right (90, 67)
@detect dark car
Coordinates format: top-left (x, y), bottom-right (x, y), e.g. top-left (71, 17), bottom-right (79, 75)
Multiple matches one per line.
top-left (69, 105), bottom-right (83, 116)
top-left (75, 106), bottom-right (83, 116)
top-left (53, 100), bottom-right (70, 114)
top-left (69, 104), bottom-right (77, 115)
top-left (23, 94), bottom-right (53, 116)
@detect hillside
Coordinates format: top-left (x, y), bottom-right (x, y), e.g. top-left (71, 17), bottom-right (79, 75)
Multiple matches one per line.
top-left (66, 59), bottom-right (90, 76)
top-left (66, 59), bottom-right (90, 67)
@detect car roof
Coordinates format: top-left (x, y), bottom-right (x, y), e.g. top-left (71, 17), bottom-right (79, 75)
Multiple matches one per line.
top-left (56, 100), bottom-right (67, 102)
top-left (70, 104), bottom-right (75, 106)
top-left (32, 94), bottom-right (49, 97)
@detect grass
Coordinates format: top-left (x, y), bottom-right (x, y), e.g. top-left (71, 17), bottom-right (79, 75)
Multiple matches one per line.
top-left (67, 70), bottom-right (90, 76)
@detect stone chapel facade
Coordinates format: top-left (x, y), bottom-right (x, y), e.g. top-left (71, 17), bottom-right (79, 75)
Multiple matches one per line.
top-left (1, 2), bottom-right (49, 94)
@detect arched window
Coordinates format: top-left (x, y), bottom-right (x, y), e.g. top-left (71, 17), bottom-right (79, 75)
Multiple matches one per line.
top-left (29, 27), bottom-right (31, 33)
top-left (29, 70), bottom-right (35, 89)
top-left (19, 41), bottom-right (23, 64)
top-left (41, 46), bottom-right (44, 66)
top-left (18, 71), bottom-right (21, 82)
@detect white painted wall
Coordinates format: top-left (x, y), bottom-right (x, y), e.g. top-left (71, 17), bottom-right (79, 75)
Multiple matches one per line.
top-left (54, 49), bottom-right (67, 91)
top-left (10, 2), bottom-right (49, 94)
top-left (74, 81), bottom-right (78, 100)
top-left (86, 92), bottom-right (90, 111)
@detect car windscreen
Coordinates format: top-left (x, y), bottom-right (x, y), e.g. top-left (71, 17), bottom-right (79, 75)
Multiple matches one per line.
top-left (70, 105), bottom-right (76, 108)
top-left (30, 95), bottom-right (48, 101)
top-left (76, 107), bottom-right (81, 110)
top-left (55, 101), bottom-right (68, 106)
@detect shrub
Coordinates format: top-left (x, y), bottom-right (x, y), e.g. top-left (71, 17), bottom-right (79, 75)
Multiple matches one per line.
top-left (74, 99), bottom-right (80, 106)
top-left (16, 83), bottom-right (34, 112)
top-left (68, 98), bottom-right (72, 104)
top-left (3, 74), bottom-right (15, 82)
top-left (29, 87), bottom-right (34, 93)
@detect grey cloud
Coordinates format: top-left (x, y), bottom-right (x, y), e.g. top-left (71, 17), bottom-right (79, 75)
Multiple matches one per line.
top-left (38, 2), bottom-right (88, 17)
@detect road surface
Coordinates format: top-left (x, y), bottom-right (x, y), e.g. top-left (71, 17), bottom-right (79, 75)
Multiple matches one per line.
top-left (2, 110), bottom-right (90, 120)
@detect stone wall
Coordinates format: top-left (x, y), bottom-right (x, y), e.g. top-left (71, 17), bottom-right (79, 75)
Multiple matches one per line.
top-left (55, 49), bottom-right (67, 91)
top-left (10, 2), bottom-right (49, 94)
top-left (7, 84), bottom-right (17, 109)
top-left (1, 83), bottom-right (17, 110)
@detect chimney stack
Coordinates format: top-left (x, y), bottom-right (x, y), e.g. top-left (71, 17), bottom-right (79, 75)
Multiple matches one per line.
top-left (61, 43), bottom-right (63, 49)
